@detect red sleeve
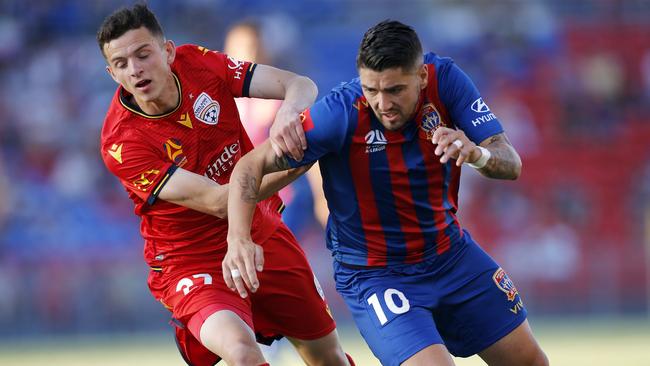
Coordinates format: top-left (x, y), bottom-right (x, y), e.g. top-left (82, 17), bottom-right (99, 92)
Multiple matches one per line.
top-left (188, 45), bottom-right (256, 98)
top-left (101, 134), bottom-right (175, 205)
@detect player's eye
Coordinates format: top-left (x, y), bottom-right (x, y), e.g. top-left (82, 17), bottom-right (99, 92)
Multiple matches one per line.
top-left (115, 61), bottom-right (126, 69)
top-left (387, 87), bottom-right (404, 95)
top-left (138, 53), bottom-right (149, 59)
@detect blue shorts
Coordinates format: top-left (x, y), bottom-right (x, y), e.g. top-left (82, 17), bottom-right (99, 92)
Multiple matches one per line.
top-left (333, 230), bottom-right (526, 366)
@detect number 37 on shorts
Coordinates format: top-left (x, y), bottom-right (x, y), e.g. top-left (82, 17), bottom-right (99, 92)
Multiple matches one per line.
top-left (367, 288), bottom-right (411, 326)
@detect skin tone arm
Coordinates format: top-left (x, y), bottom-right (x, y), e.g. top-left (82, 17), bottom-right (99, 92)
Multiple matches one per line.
top-left (158, 163), bottom-right (310, 218)
top-left (224, 140), bottom-right (294, 298)
top-left (248, 64), bottom-right (318, 161)
top-left (431, 127), bottom-right (522, 180)
top-left (157, 66), bottom-right (316, 216)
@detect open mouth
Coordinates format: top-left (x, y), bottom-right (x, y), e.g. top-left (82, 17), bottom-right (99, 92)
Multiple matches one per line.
top-left (135, 79), bottom-right (152, 89)
top-left (382, 111), bottom-right (399, 120)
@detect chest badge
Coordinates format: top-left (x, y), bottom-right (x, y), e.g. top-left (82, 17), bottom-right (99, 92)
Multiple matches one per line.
top-left (420, 103), bottom-right (445, 140)
top-left (193, 92), bottom-right (220, 125)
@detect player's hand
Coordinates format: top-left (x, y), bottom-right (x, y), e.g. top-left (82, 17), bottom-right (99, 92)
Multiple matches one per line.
top-left (269, 105), bottom-right (307, 161)
top-left (431, 127), bottom-right (480, 166)
top-left (223, 236), bottom-right (264, 298)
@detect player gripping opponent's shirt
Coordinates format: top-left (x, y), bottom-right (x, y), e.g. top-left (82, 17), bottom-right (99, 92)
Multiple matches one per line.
top-left (285, 52), bottom-right (524, 364)
top-left (226, 20), bottom-right (547, 366)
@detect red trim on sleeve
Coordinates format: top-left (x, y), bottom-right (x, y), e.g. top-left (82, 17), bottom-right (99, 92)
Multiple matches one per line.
top-left (300, 109), bottom-right (315, 132)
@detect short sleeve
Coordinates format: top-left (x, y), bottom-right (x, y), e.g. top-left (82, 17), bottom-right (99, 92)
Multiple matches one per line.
top-left (101, 138), bottom-right (176, 205)
top-left (190, 45), bottom-right (256, 98)
top-left (438, 61), bottom-right (504, 144)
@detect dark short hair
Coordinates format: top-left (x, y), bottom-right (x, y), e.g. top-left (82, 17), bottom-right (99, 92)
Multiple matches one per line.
top-left (96, 3), bottom-right (164, 57)
top-left (356, 20), bottom-right (423, 72)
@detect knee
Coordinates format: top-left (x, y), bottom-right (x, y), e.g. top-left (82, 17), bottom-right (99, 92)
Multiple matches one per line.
top-left (300, 345), bottom-right (349, 366)
top-left (219, 341), bottom-right (265, 366)
top-left (524, 348), bottom-right (549, 366)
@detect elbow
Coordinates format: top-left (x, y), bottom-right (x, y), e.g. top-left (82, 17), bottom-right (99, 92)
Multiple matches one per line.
top-left (307, 76), bottom-right (318, 96)
top-left (211, 205), bottom-right (227, 219)
top-left (297, 75), bottom-right (318, 100)
top-left (509, 157), bottom-right (522, 180)
top-left (207, 187), bottom-right (229, 218)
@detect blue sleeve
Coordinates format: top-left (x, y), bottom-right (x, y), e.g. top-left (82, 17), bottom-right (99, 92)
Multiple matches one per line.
top-left (287, 89), bottom-right (351, 168)
top-left (438, 61), bottom-right (504, 144)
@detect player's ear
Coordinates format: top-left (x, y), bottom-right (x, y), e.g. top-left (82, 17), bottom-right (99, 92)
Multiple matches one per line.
top-left (418, 63), bottom-right (428, 90)
top-left (106, 65), bottom-right (119, 84)
top-left (164, 39), bottom-right (176, 65)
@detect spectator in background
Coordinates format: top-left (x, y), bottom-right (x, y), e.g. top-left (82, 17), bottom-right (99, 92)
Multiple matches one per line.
top-left (0, 157), bottom-right (9, 229)
top-left (224, 20), bottom-right (322, 236)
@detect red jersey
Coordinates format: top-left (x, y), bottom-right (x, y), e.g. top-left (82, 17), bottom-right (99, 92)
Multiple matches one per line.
top-left (100, 44), bottom-right (283, 267)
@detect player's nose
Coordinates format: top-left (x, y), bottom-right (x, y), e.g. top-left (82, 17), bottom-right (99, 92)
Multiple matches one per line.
top-left (377, 92), bottom-right (393, 111)
top-left (128, 58), bottom-right (144, 77)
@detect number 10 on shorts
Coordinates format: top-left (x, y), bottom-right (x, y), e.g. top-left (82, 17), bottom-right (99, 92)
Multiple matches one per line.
top-left (367, 288), bottom-right (410, 325)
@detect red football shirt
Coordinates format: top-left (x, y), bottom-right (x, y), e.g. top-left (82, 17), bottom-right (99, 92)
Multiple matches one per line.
top-left (100, 44), bottom-right (283, 267)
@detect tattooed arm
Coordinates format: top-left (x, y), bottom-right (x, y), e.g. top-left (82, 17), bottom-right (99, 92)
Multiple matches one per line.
top-left (157, 161), bottom-right (309, 219)
top-left (224, 140), bottom-right (300, 298)
top-left (432, 127), bottom-right (521, 180)
top-left (474, 133), bottom-right (521, 180)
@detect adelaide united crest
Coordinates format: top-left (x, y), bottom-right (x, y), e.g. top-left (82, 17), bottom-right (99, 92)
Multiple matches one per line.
top-left (193, 92), bottom-right (220, 125)
top-left (492, 268), bottom-right (519, 302)
top-left (420, 103), bottom-right (444, 140)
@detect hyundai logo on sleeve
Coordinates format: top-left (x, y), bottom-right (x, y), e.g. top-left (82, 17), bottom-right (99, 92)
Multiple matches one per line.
top-left (471, 97), bottom-right (490, 113)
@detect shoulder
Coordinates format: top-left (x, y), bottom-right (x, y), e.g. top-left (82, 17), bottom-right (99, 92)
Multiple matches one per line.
top-left (424, 52), bottom-right (455, 75)
top-left (173, 44), bottom-right (229, 71)
top-left (318, 78), bottom-right (364, 114)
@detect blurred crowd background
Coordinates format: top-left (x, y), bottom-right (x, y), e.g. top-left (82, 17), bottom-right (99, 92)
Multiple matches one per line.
top-left (1, 0), bottom-right (650, 342)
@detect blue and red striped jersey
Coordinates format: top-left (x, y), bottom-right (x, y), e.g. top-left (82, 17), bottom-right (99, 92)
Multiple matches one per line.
top-left (289, 53), bottom-right (504, 266)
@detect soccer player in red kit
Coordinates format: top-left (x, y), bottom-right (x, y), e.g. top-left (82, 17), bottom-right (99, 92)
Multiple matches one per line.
top-left (97, 4), bottom-right (353, 366)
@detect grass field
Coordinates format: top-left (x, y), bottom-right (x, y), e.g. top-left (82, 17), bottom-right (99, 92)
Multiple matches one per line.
top-left (1, 318), bottom-right (649, 366)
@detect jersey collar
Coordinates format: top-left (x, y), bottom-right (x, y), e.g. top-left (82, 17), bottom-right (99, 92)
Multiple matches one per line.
top-left (119, 72), bottom-right (182, 119)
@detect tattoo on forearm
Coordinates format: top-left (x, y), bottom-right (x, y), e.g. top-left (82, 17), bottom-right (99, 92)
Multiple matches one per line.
top-left (238, 173), bottom-right (259, 202)
top-left (273, 155), bottom-right (291, 171)
top-left (479, 134), bottom-right (521, 180)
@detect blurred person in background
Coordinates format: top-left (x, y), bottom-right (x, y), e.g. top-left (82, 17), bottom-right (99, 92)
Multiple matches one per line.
top-left (97, 4), bottom-right (353, 366)
top-left (226, 20), bottom-right (547, 366)
top-left (223, 20), bottom-right (318, 236)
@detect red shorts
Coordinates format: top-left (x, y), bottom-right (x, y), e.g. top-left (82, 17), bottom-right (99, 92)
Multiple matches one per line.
top-left (148, 223), bottom-right (335, 365)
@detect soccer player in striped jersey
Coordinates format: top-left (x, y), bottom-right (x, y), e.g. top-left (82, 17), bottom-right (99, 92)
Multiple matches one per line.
top-left (226, 20), bottom-right (548, 366)
top-left (97, 4), bottom-right (354, 366)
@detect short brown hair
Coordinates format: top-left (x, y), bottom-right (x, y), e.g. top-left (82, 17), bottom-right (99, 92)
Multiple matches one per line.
top-left (356, 20), bottom-right (423, 72)
top-left (96, 3), bottom-right (164, 57)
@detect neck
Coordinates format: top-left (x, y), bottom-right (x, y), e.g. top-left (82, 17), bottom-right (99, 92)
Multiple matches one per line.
top-left (134, 72), bottom-right (179, 115)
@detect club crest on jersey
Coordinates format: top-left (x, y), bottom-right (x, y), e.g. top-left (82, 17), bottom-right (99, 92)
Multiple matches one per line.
top-left (365, 129), bottom-right (387, 153)
top-left (420, 103), bottom-right (444, 140)
top-left (193, 92), bottom-right (220, 125)
top-left (492, 268), bottom-right (519, 302)
top-left (164, 138), bottom-right (188, 167)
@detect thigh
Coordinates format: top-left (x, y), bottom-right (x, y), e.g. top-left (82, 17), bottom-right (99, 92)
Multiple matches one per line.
top-left (251, 223), bottom-right (336, 340)
top-left (478, 319), bottom-right (548, 366)
top-left (335, 263), bottom-right (443, 366)
top-left (155, 262), bottom-right (254, 329)
top-left (434, 236), bottom-right (527, 358)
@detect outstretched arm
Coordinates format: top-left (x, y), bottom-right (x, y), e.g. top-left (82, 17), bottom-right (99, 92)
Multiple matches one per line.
top-left (158, 162), bottom-right (308, 218)
top-left (248, 64), bottom-right (318, 161)
top-left (431, 127), bottom-right (521, 180)
top-left (224, 140), bottom-right (296, 298)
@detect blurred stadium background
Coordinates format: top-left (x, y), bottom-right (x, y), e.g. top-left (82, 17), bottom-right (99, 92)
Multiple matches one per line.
top-left (1, 0), bottom-right (650, 365)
